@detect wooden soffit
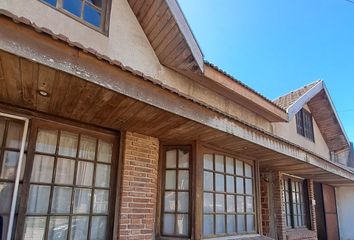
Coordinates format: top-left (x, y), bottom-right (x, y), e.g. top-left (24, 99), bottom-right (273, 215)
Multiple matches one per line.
top-left (128, 0), bottom-right (204, 74)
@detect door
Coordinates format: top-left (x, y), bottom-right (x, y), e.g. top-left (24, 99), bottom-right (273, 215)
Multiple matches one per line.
top-left (322, 184), bottom-right (339, 240)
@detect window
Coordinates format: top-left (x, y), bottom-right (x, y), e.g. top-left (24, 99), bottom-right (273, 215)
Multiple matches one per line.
top-left (39, 0), bottom-right (110, 31)
top-left (203, 154), bottom-right (255, 237)
top-left (283, 177), bottom-right (307, 228)
top-left (161, 147), bottom-right (191, 237)
top-left (296, 109), bottom-right (314, 141)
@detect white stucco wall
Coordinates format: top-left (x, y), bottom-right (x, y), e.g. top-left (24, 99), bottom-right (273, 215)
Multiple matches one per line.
top-left (336, 186), bottom-right (354, 240)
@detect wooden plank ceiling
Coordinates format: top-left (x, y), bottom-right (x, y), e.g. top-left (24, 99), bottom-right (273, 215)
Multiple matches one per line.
top-left (127, 0), bottom-right (203, 73)
top-left (0, 50), bottom-right (352, 185)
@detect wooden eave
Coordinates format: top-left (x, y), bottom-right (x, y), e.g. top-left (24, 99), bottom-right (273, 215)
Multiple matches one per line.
top-left (128, 0), bottom-right (204, 74)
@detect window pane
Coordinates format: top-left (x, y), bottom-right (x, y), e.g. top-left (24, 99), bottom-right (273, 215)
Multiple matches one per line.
top-left (73, 188), bottom-right (91, 213)
top-left (58, 131), bottom-right (78, 157)
top-left (227, 195), bottom-right (235, 213)
top-left (95, 164), bottom-right (111, 188)
top-left (27, 185), bottom-right (50, 214)
top-left (236, 177), bottom-right (244, 194)
top-left (227, 215), bottom-right (236, 233)
top-left (163, 214), bottom-right (175, 235)
top-left (84, 3), bottom-right (101, 27)
top-left (164, 191), bottom-right (176, 212)
top-left (247, 215), bottom-right (255, 232)
top-left (24, 217), bottom-right (46, 240)
top-left (237, 215), bottom-right (245, 232)
top-left (215, 215), bottom-right (225, 234)
top-left (91, 216), bottom-right (107, 240)
top-left (246, 196), bottom-right (254, 212)
top-left (0, 119), bottom-right (5, 146)
top-left (93, 189), bottom-right (109, 213)
top-left (166, 150), bottom-right (176, 168)
top-left (55, 158), bottom-right (75, 184)
top-left (35, 129), bottom-right (57, 154)
top-left (51, 186), bottom-right (72, 213)
top-left (203, 193), bottom-right (213, 213)
top-left (203, 171), bottom-right (213, 191)
top-left (215, 173), bottom-right (224, 192)
top-left (97, 140), bottom-right (112, 163)
top-left (165, 170), bottom-right (176, 189)
top-left (63, 0), bottom-right (82, 17)
top-left (48, 216), bottom-right (69, 240)
top-left (203, 215), bottom-right (214, 236)
top-left (79, 135), bottom-right (96, 160)
top-left (88, 0), bottom-right (103, 8)
top-left (235, 160), bottom-right (243, 176)
top-left (1, 151), bottom-right (19, 180)
top-left (226, 175), bottom-right (234, 193)
top-left (76, 161), bottom-right (94, 186)
top-left (70, 216), bottom-right (89, 240)
top-left (0, 183), bottom-right (13, 214)
top-left (178, 170), bottom-right (189, 190)
top-left (176, 214), bottom-right (188, 235)
top-left (177, 192), bottom-right (189, 212)
top-left (225, 157), bottom-right (234, 174)
top-left (41, 0), bottom-right (57, 6)
top-left (203, 154), bottom-right (213, 170)
top-left (215, 194), bottom-right (225, 213)
top-left (245, 163), bottom-right (252, 178)
top-left (178, 149), bottom-right (189, 168)
top-left (237, 196), bottom-right (245, 213)
top-left (215, 155), bottom-right (224, 172)
top-left (6, 121), bottom-right (23, 149)
top-left (30, 155), bottom-right (54, 183)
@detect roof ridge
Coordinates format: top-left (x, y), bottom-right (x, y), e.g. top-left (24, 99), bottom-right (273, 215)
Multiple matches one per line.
top-left (273, 79), bottom-right (322, 102)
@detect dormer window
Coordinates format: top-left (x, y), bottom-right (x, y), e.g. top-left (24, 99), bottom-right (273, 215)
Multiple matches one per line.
top-left (39, 0), bottom-right (110, 32)
top-left (296, 108), bottom-right (315, 142)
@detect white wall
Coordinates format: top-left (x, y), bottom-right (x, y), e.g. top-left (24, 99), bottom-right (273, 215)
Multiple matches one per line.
top-left (336, 186), bottom-right (354, 240)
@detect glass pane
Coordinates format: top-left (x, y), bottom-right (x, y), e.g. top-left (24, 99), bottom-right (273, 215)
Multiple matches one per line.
top-left (203, 154), bottom-right (213, 170)
top-left (215, 194), bottom-right (225, 213)
top-left (58, 131), bottom-right (78, 157)
top-left (0, 183), bottom-right (13, 214)
top-left (236, 160), bottom-right (243, 176)
top-left (91, 216), bottom-right (107, 240)
top-left (237, 215), bottom-right (245, 232)
top-left (27, 185), bottom-right (50, 214)
top-left (164, 191), bottom-right (176, 211)
top-left (95, 164), bottom-right (111, 188)
top-left (35, 129), bottom-right (57, 154)
top-left (76, 161), bottom-right (94, 186)
top-left (1, 151), bottom-right (19, 180)
top-left (246, 196), bottom-right (254, 212)
top-left (177, 192), bottom-right (189, 212)
top-left (55, 158), bottom-right (75, 184)
top-left (23, 217), bottom-right (46, 240)
top-left (215, 173), bottom-right (224, 192)
top-left (63, 0), bottom-right (82, 17)
top-left (88, 0), bottom-right (102, 8)
top-left (245, 179), bottom-right (253, 195)
top-left (203, 193), bottom-right (213, 213)
top-left (176, 214), bottom-right (188, 236)
top-left (93, 189), bottom-right (109, 213)
top-left (215, 155), bottom-right (224, 172)
top-left (165, 170), bottom-right (176, 189)
top-left (178, 149), bottom-right (189, 168)
top-left (70, 216), bottom-right (89, 240)
top-left (226, 175), bottom-right (234, 193)
top-left (0, 119), bottom-right (5, 146)
top-left (48, 216), bottom-right (69, 240)
top-left (166, 150), bottom-right (176, 168)
top-left (79, 135), bottom-right (96, 160)
top-left (97, 140), bottom-right (112, 163)
top-left (215, 215), bottom-right (225, 234)
top-left (203, 215), bottom-right (214, 236)
top-left (227, 215), bottom-right (236, 233)
top-left (225, 157), bottom-right (234, 174)
top-left (30, 155), bottom-right (54, 183)
top-left (6, 121), bottom-right (23, 149)
top-left (245, 163), bottom-right (252, 178)
top-left (203, 171), bottom-right (213, 191)
top-left (42, 0), bottom-right (57, 7)
top-left (163, 214), bottom-right (175, 235)
top-left (247, 215), bottom-right (255, 232)
top-left (227, 195), bottom-right (235, 212)
top-left (20, 154), bottom-right (27, 180)
top-left (51, 187), bottom-right (72, 213)
top-left (237, 195), bottom-right (245, 213)
top-left (84, 3), bottom-right (101, 27)
top-left (178, 170), bottom-right (189, 190)
top-left (73, 188), bottom-right (91, 213)
top-left (236, 177), bottom-right (244, 194)
top-left (1, 215), bottom-right (9, 240)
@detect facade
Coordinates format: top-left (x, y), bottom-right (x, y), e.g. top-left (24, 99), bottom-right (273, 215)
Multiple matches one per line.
top-left (0, 1), bottom-right (353, 240)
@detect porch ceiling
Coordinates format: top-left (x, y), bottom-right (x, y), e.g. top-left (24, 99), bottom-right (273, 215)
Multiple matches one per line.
top-left (0, 49), bottom-right (353, 187)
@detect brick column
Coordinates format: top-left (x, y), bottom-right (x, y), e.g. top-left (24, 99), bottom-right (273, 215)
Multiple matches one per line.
top-left (273, 171), bottom-right (286, 240)
top-left (118, 132), bottom-right (159, 240)
top-left (260, 172), bottom-right (271, 237)
top-left (307, 179), bottom-right (317, 233)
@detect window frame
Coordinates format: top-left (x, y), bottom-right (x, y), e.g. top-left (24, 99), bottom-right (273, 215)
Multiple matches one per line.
top-left (296, 108), bottom-right (315, 142)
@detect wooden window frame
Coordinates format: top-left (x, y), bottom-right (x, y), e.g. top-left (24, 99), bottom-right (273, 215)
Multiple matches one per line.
top-left (296, 109), bottom-right (315, 142)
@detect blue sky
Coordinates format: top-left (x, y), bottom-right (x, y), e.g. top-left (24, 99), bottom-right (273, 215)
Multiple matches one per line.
top-left (178, 0), bottom-right (354, 142)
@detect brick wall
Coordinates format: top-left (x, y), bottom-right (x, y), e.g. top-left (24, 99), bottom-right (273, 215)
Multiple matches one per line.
top-left (118, 132), bottom-right (159, 240)
top-left (260, 172), bottom-right (271, 237)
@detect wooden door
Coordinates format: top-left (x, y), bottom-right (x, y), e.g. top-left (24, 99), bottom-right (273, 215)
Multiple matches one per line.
top-left (322, 184), bottom-right (339, 240)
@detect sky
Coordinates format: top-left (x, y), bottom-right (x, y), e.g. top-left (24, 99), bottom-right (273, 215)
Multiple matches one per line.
top-left (178, 0), bottom-right (354, 142)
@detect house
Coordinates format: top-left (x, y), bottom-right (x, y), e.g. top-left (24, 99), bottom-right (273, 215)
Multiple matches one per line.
top-left (0, 0), bottom-right (353, 239)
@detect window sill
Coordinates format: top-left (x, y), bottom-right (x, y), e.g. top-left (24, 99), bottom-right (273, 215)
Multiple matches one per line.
top-left (203, 234), bottom-right (273, 240)
top-left (286, 228), bottom-right (316, 240)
